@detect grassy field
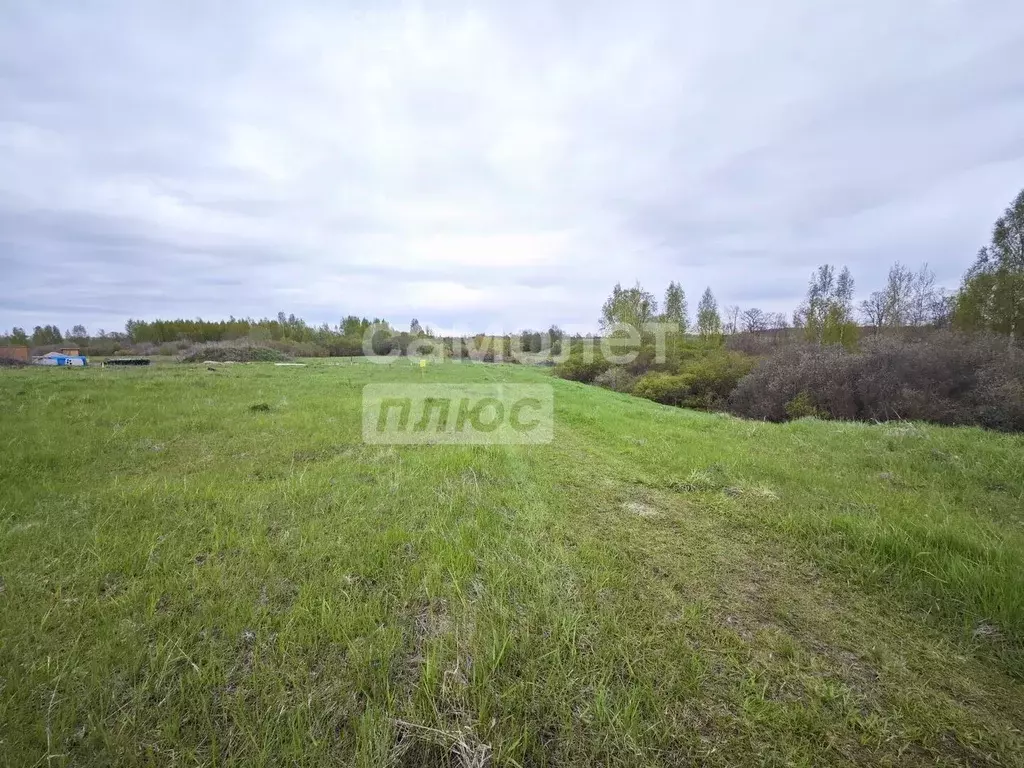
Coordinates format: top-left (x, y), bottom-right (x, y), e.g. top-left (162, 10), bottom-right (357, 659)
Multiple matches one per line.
top-left (1, 359), bottom-right (1023, 766)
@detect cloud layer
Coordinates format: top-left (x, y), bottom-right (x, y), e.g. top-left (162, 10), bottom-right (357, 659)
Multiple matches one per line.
top-left (2, 0), bottom-right (1023, 335)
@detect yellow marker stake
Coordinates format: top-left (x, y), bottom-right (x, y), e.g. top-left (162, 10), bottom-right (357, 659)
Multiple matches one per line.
top-left (419, 358), bottom-right (427, 379)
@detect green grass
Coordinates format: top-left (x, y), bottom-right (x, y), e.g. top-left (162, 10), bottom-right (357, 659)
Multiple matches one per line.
top-left (1, 359), bottom-right (1023, 766)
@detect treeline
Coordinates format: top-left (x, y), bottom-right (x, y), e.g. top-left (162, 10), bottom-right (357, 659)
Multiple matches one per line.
top-left (595, 187), bottom-right (1024, 343)
top-left (122, 313), bottom-right (393, 345)
top-left (0, 313), bottom-right (574, 362)
top-left (598, 260), bottom-right (953, 352)
top-left (2, 314), bottom-right (394, 357)
top-left (1, 313), bottom-right (388, 349)
top-left (2, 310), bottom-right (571, 357)
top-left (553, 187), bottom-right (1024, 431)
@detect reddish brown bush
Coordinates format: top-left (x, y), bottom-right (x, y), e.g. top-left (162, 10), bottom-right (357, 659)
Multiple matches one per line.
top-left (727, 332), bottom-right (1024, 431)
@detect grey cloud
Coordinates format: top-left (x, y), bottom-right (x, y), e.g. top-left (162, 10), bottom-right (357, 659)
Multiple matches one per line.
top-left (1, 0), bottom-right (1023, 334)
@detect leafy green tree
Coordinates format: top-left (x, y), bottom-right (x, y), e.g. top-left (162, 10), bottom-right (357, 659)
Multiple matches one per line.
top-left (797, 265), bottom-right (858, 347)
top-left (548, 325), bottom-right (565, 355)
top-left (696, 287), bottom-right (723, 341)
top-left (519, 329), bottom-right (543, 353)
top-left (9, 327), bottom-right (28, 345)
top-left (409, 318), bottom-right (423, 336)
top-left (600, 281), bottom-right (658, 330)
top-left (955, 189), bottom-right (1024, 340)
top-left (341, 315), bottom-right (369, 337)
top-left (828, 266), bottom-right (857, 346)
top-left (662, 281), bottom-right (688, 332)
top-left (31, 325), bottom-right (63, 346)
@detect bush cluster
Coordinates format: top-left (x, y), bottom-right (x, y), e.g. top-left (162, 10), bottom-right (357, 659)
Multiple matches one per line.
top-left (552, 354), bottom-right (612, 383)
top-left (593, 367), bottom-right (638, 393)
top-left (555, 340), bottom-right (754, 411)
top-left (632, 352), bottom-right (755, 410)
top-left (554, 330), bottom-right (1024, 432)
top-left (179, 343), bottom-right (292, 363)
top-left (727, 332), bottom-right (1024, 431)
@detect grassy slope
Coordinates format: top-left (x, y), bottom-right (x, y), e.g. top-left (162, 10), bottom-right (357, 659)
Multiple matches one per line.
top-left (1, 360), bottom-right (1022, 767)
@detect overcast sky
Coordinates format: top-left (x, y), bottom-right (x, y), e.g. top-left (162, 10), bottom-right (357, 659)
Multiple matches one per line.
top-left (2, 1), bottom-right (1023, 336)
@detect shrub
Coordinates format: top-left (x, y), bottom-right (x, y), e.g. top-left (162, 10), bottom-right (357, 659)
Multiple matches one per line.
top-left (265, 339), bottom-right (327, 358)
top-left (179, 343), bottom-right (291, 363)
top-left (80, 338), bottom-right (123, 356)
top-left (726, 329), bottom-right (797, 356)
top-left (620, 336), bottom-right (716, 376)
top-left (593, 367), bottom-right (638, 393)
top-left (680, 352), bottom-right (757, 408)
top-left (552, 354), bottom-right (611, 384)
top-left (784, 391), bottom-right (821, 420)
top-left (325, 336), bottom-right (365, 357)
top-left (633, 373), bottom-right (695, 406)
top-left (728, 332), bottom-right (1024, 431)
top-left (632, 352), bottom-right (754, 408)
top-left (625, 343), bottom-right (678, 375)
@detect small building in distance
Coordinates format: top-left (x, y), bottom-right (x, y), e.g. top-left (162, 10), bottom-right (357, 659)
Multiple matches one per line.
top-left (58, 346), bottom-right (80, 356)
top-left (0, 345), bottom-right (30, 362)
